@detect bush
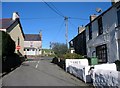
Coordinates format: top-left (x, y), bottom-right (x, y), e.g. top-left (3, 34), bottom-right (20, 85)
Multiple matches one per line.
top-left (51, 42), bottom-right (68, 58)
top-left (58, 59), bottom-right (65, 70)
top-left (63, 53), bottom-right (84, 60)
top-left (1, 31), bottom-right (15, 56)
top-left (55, 53), bottom-right (84, 70)
top-left (115, 60), bottom-right (120, 66)
top-left (114, 60), bottom-right (120, 71)
top-left (47, 54), bottom-right (56, 57)
top-left (2, 53), bottom-right (21, 72)
top-left (51, 57), bottom-right (59, 64)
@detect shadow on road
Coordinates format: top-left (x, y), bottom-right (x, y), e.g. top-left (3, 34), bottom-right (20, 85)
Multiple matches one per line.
top-left (1, 65), bottom-right (21, 78)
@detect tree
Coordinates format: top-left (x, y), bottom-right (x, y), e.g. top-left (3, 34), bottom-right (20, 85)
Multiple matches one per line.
top-left (1, 31), bottom-right (15, 56)
top-left (51, 42), bottom-right (68, 57)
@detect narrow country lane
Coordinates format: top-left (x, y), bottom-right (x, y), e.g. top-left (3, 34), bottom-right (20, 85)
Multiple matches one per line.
top-left (2, 57), bottom-right (93, 87)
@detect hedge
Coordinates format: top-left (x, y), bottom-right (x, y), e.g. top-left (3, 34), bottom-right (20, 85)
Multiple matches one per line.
top-left (62, 53), bottom-right (84, 60)
top-left (1, 31), bottom-right (15, 56)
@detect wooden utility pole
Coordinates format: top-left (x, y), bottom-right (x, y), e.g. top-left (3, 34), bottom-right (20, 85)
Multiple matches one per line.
top-left (64, 16), bottom-right (68, 48)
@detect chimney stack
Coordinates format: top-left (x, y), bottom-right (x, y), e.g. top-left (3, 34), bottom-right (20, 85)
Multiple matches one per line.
top-left (90, 14), bottom-right (97, 22)
top-left (39, 31), bottom-right (42, 39)
top-left (12, 12), bottom-right (19, 20)
top-left (78, 26), bottom-right (85, 34)
top-left (111, 0), bottom-right (120, 5)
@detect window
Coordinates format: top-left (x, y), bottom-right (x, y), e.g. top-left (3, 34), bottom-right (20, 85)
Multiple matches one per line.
top-left (32, 49), bottom-right (35, 51)
top-left (30, 45), bottom-right (33, 47)
top-left (18, 37), bottom-right (20, 45)
top-left (98, 17), bottom-right (103, 35)
top-left (117, 10), bottom-right (120, 26)
top-left (96, 44), bottom-right (107, 63)
top-left (88, 24), bottom-right (92, 40)
top-left (27, 49), bottom-right (29, 51)
top-left (70, 41), bottom-right (73, 47)
top-left (30, 42), bottom-right (33, 47)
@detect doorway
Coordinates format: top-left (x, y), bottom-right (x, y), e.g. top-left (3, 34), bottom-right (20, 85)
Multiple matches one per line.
top-left (118, 39), bottom-right (120, 60)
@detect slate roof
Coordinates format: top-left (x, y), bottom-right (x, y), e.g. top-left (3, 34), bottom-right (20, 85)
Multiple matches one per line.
top-left (25, 34), bottom-right (41, 41)
top-left (0, 18), bottom-right (15, 29)
top-left (85, 1), bottom-right (120, 27)
top-left (0, 18), bottom-right (25, 38)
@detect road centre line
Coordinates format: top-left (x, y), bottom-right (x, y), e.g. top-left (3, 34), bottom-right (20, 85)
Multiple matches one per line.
top-left (35, 61), bottom-right (40, 68)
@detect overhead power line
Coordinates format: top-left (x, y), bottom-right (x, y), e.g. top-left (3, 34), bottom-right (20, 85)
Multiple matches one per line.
top-left (39, 1), bottom-right (89, 47)
top-left (41, 0), bottom-right (64, 18)
top-left (68, 17), bottom-right (89, 20)
top-left (49, 2), bottom-right (65, 17)
top-left (68, 20), bottom-right (77, 29)
top-left (53, 20), bottom-right (65, 40)
top-left (20, 17), bottom-right (61, 20)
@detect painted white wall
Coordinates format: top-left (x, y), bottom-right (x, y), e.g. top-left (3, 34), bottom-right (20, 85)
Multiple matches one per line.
top-left (67, 65), bottom-right (91, 83)
top-left (94, 63), bottom-right (117, 71)
top-left (24, 41), bottom-right (42, 48)
top-left (24, 48), bottom-right (41, 56)
top-left (86, 6), bottom-right (120, 63)
top-left (70, 49), bottom-right (75, 54)
top-left (66, 60), bottom-right (117, 83)
top-left (66, 59), bottom-right (89, 71)
top-left (0, 29), bottom-right (6, 32)
top-left (65, 59), bottom-right (92, 83)
top-left (24, 41), bottom-right (42, 55)
top-left (25, 51), bottom-right (36, 55)
top-left (92, 69), bottom-right (120, 87)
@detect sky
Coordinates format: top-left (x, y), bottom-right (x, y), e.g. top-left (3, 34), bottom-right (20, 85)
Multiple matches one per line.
top-left (2, 2), bottom-right (112, 49)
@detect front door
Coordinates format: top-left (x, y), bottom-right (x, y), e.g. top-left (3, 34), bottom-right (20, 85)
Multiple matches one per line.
top-left (118, 39), bottom-right (120, 60)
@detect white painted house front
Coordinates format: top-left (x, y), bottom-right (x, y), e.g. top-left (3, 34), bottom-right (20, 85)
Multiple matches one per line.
top-left (24, 34), bottom-right (42, 56)
top-left (86, 1), bottom-right (120, 63)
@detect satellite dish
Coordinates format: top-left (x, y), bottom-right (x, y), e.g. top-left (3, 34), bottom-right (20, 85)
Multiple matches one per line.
top-left (96, 8), bottom-right (102, 13)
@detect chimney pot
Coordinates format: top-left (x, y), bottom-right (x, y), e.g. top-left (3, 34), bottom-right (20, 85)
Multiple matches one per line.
top-left (111, 0), bottom-right (120, 5)
top-left (90, 14), bottom-right (97, 22)
top-left (78, 26), bottom-right (85, 34)
top-left (12, 12), bottom-right (19, 20)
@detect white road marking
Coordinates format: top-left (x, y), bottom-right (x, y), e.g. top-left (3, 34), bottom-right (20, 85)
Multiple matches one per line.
top-left (35, 61), bottom-right (40, 68)
top-left (27, 61), bottom-right (37, 63)
top-left (35, 64), bottom-right (38, 68)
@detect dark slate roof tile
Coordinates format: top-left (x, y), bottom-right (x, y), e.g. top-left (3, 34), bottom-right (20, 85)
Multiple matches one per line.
top-left (25, 34), bottom-right (41, 41)
top-left (0, 18), bottom-right (15, 29)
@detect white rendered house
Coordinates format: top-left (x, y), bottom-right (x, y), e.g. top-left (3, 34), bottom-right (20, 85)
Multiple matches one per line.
top-left (86, 1), bottom-right (120, 63)
top-left (24, 34), bottom-right (42, 56)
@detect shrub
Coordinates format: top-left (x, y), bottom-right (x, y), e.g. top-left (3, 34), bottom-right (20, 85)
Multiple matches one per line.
top-left (114, 60), bottom-right (120, 71)
top-left (63, 53), bottom-right (84, 60)
top-left (115, 60), bottom-right (120, 66)
top-left (2, 53), bottom-right (21, 72)
top-left (51, 57), bottom-right (59, 64)
top-left (51, 42), bottom-right (68, 58)
top-left (58, 59), bottom-right (65, 69)
top-left (48, 54), bottom-right (56, 57)
top-left (1, 31), bottom-right (15, 56)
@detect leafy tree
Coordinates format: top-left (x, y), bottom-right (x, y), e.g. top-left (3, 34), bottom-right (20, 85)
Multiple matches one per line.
top-left (1, 31), bottom-right (15, 56)
top-left (51, 42), bottom-right (68, 57)
top-left (0, 31), bottom-right (22, 72)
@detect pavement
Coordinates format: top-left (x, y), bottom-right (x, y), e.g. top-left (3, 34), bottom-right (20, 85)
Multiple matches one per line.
top-left (1, 56), bottom-right (94, 87)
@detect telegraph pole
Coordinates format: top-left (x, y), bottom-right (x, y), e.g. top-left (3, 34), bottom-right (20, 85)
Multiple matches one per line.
top-left (64, 16), bottom-right (68, 48)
